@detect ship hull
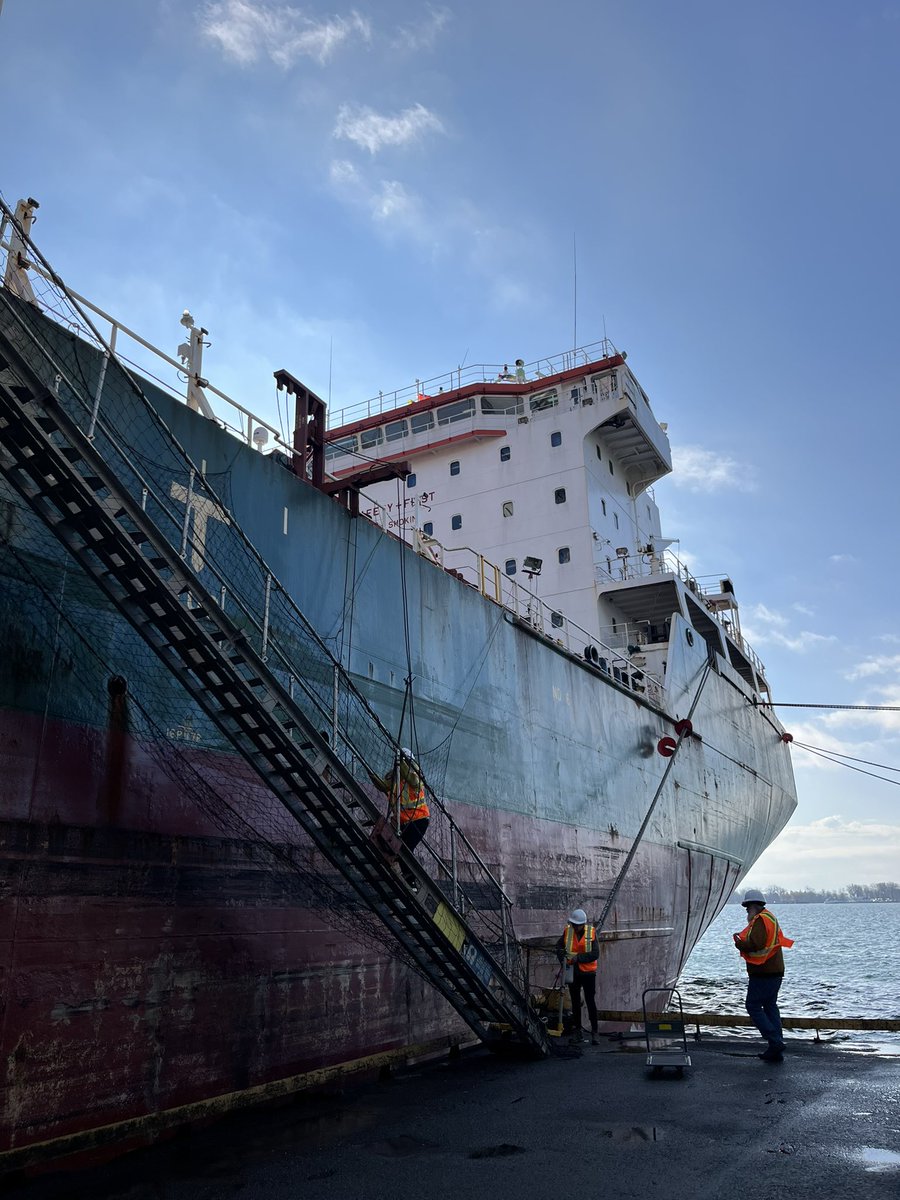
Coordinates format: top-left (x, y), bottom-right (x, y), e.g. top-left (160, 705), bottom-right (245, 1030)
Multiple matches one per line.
top-left (0, 304), bottom-right (796, 1165)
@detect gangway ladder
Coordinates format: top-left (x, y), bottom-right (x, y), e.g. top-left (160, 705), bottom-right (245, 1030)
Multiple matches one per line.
top-left (0, 311), bottom-right (549, 1059)
top-left (642, 988), bottom-right (692, 1078)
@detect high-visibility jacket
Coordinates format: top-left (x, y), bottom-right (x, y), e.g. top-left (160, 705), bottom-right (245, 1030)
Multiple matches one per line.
top-left (392, 779), bottom-right (429, 825)
top-left (737, 909), bottom-right (794, 966)
top-left (563, 923), bottom-right (598, 973)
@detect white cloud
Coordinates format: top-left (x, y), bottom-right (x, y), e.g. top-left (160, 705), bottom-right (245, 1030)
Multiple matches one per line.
top-left (200, 1), bottom-right (371, 67)
top-left (392, 6), bottom-right (452, 51)
top-left (846, 654), bottom-right (900, 680)
top-left (327, 164), bottom-right (541, 312)
top-left (329, 158), bottom-right (359, 187)
top-left (743, 603), bottom-right (836, 653)
top-left (828, 553), bottom-right (857, 565)
top-left (746, 816), bottom-right (900, 889)
top-left (670, 444), bottom-right (756, 493)
top-left (334, 103), bottom-right (444, 154)
top-left (329, 160), bottom-right (429, 242)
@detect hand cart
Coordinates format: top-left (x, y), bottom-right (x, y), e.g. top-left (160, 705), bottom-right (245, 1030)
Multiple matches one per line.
top-left (642, 988), bottom-right (691, 1077)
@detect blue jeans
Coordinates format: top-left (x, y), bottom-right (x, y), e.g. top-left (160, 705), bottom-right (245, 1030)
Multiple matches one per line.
top-left (745, 975), bottom-right (784, 1050)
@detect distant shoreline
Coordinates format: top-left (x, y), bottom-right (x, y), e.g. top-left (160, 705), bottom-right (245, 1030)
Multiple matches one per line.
top-left (726, 897), bottom-right (899, 905)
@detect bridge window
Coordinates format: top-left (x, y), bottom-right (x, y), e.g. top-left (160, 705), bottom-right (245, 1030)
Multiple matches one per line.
top-left (505, 559), bottom-right (517, 575)
top-left (550, 431), bottom-right (562, 448)
top-left (451, 514), bottom-right (462, 531)
top-left (410, 410), bottom-right (434, 434)
top-left (436, 398), bottom-right (475, 426)
top-left (385, 419), bottom-right (407, 442)
top-left (482, 395), bottom-right (523, 416)
top-left (450, 460), bottom-right (460, 476)
top-left (551, 612), bottom-right (564, 629)
top-left (406, 473), bottom-right (417, 488)
top-left (554, 488), bottom-right (567, 505)
top-left (359, 426), bottom-right (383, 449)
top-left (325, 435), bottom-right (357, 461)
top-left (502, 501), bottom-right (514, 518)
top-left (423, 522), bottom-right (433, 536)
top-left (530, 389), bottom-right (558, 412)
top-left (558, 547), bottom-right (570, 564)
top-left (500, 446), bottom-right (511, 462)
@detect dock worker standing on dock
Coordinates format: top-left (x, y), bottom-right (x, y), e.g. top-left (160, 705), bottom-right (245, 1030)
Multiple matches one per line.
top-left (556, 908), bottom-right (600, 1044)
top-left (369, 748), bottom-right (430, 886)
top-left (733, 889), bottom-right (794, 1063)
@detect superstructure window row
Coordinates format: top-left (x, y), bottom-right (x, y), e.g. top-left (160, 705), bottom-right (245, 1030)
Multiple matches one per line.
top-left (326, 390), bottom-right (552, 461)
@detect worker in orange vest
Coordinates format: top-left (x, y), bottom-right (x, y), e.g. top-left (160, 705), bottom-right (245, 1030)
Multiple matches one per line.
top-left (732, 889), bottom-right (794, 1063)
top-left (369, 748), bottom-right (430, 887)
top-left (556, 908), bottom-right (600, 1044)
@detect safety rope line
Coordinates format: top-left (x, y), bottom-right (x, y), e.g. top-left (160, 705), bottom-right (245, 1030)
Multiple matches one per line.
top-left (791, 742), bottom-right (900, 788)
top-left (791, 743), bottom-right (900, 774)
top-left (763, 702), bottom-right (900, 711)
top-left (595, 652), bottom-right (714, 938)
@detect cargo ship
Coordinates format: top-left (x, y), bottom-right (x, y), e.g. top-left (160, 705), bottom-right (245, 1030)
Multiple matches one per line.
top-left (0, 198), bottom-right (796, 1167)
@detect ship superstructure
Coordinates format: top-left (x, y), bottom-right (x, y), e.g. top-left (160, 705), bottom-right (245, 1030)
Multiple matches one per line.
top-left (326, 348), bottom-right (768, 705)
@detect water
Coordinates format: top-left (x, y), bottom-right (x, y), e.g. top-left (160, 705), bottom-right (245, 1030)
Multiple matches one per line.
top-left (677, 902), bottom-right (900, 1052)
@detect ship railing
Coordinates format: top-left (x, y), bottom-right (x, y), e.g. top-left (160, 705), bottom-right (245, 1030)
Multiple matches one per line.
top-left (0, 227), bottom-right (294, 458)
top-left (594, 549), bottom-right (767, 680)
top-left (1, 224), bottom-right (621, 474)
top-left (415, 535), bottom-right (663, 704)
top-left (327, 338), bottom-right (622, 430)
top-left (0, 215), bottom-right (525, 988)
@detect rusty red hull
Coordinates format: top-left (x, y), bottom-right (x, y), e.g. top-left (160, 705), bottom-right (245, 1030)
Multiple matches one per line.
top-left (0, 701), bottom-right (733, 1168)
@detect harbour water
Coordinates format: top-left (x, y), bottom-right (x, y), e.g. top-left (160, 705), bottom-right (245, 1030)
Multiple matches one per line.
top-left (677, 902), bottom-right (900, 1051)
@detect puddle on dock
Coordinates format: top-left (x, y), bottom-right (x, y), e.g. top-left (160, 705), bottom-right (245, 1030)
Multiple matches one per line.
top-left (856, 1147), bottom-right (900, 1173)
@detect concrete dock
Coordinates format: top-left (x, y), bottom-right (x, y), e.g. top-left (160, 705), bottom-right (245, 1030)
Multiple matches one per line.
top-left (8, 1035), bottom-right (900, 1199)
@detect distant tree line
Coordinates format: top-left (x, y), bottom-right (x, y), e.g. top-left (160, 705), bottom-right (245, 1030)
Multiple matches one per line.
top-left (727, 882), bottom-right (900, 904)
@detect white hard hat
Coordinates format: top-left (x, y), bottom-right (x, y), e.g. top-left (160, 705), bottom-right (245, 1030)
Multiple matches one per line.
top-left (401, 747), bottom-right (414, 758)
top-left (568, 908), bottom-right (587, 924)
top-left (741, 889), bottom-right (766, 906)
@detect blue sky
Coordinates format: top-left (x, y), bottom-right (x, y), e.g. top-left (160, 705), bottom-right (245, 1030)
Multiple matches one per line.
top-left (2, 0), bottom-right (899, 888)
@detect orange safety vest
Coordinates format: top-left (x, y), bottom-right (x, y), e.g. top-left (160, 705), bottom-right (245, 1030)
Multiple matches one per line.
top-left (737, 909), bottom-right (794, 965)
top-left (392, 779), bottom-right (429, 825)
top-left (563, 924), bottom-right (598, 973)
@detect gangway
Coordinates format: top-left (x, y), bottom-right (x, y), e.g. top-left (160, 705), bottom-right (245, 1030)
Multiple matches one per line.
top-left (0, 231), bottom-right (548, 1058)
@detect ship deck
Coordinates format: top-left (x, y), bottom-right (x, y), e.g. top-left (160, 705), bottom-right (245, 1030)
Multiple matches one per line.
top-left (12, 1036), bottom-right (900, 1198)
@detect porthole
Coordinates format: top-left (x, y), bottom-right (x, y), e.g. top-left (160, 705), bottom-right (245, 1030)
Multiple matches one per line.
top-left (685, 629), bottom-right (694, 647)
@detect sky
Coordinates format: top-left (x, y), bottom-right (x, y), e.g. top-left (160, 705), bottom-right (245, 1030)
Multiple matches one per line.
top-left (1, 0), bottom-right (898, 890)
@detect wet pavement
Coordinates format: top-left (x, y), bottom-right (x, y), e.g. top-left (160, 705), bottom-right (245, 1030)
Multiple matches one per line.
top-left (6, 1034), bottom-right (900, 1200)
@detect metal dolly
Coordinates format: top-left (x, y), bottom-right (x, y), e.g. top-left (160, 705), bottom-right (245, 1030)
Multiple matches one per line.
top-left (642, 988), bottom-right (692, 1078)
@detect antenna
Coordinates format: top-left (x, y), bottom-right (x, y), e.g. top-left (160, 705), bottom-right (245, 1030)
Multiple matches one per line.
top-left (573, 233), bottom-right (578, 351)
top-left (328, 336), bottom-right (333, 406)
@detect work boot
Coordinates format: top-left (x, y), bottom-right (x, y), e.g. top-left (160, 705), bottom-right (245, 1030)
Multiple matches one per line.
top-left (758, 1048), bottom-right (784, 1063)
top-left (590, 1031), bottom-right (599, 1046)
